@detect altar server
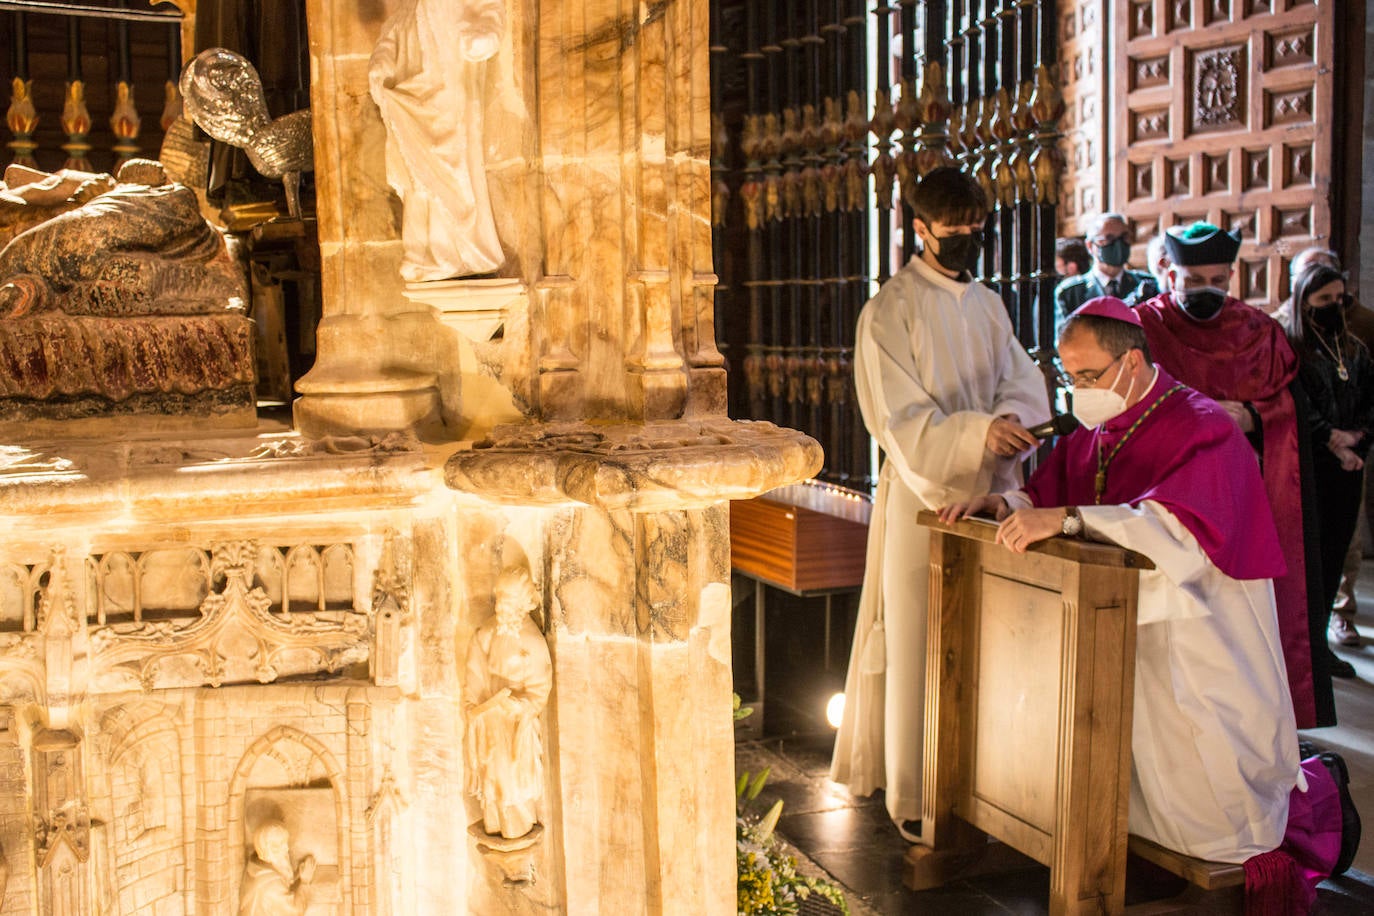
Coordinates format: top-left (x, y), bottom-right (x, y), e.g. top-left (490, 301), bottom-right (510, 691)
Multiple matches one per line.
top-left (830, 167), bottom-right (1050, 837)
top-left (943, 297), bottom-right (1299, 862)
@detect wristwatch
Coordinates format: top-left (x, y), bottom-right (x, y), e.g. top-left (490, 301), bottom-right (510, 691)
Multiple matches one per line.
top-left (1061, 506), bottom-right (1083, 537)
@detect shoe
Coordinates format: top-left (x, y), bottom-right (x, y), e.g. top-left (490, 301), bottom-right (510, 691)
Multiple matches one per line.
top-left (1329, 650), bottom-right (1357, 679)
top-left (1331, 616), bottom-right (1363, 647)
top-left (896, 819), bottom-right (922, 843)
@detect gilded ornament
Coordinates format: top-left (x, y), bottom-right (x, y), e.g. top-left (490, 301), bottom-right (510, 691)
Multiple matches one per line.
top-left (109, 82), bottom-right (142, 164)
top-left (821, 97), bottom-right (843, 149)
top-left (893, 78), bottom-right (920, 137)
top-left (764, 175), bottom-right (782, 223)
top-left (916, 61), bottom-right (952, 127)
top-left (761, 113), bottom-right (782, 161)
top-left (1030, 64), bottom-right (1066, 125)
top-left (740, 114), bottom-right (762, 163)
top-left (871, 153), bottom-right (895, 211)
top-left (160, 80), bottom-right (182, 132)
top-left (60, 80), bottom-right (93, 171)
top-left (844, 90), bottom-right (867, 144)
top-left (821, 164), bottom-right (841, 214)
top-left (869, 89), bottom-right (895, 143)
top-left (712, 178), bottom-right (730, 228)
top-left (843, 159), bottom-right (866, 212)
top-left (5, 77), bottom-right (38, 168)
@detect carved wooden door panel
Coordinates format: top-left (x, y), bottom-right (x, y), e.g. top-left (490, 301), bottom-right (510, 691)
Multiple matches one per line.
top-left (1116, 0), bottom-right (1333, 310)
top-left (1058, 1), bottom-right (1110, 235)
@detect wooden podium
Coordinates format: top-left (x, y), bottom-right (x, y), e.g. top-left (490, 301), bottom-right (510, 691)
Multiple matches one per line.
top-left (911, 512), bottom-right (1155, 915)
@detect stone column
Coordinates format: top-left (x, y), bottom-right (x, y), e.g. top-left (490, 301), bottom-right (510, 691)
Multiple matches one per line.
top-left (293, 0), bottom-right (445, 437)
top-left (535, 0), bottom-right (725, 421)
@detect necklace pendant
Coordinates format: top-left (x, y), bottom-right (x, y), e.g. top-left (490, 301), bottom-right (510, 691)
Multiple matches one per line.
top-left (1339, 364), bottom-right (1350, 381)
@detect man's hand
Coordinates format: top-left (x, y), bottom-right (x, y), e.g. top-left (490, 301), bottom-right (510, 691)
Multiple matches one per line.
top-left (937, 494), bottom-right (1009, 524)
top-left (995, 507), bottom-right (1065, 553)
top-left (986, 415), bottom-right (1039, 458)
top-left (296, 854), bottom-right (317, 885)
top-left (1332, 444), bottom-right (1365, 472)
top-left (1330, 428), bottom-right (1364, 450)
top-left (1216, 400), bottom-right (1254, 433)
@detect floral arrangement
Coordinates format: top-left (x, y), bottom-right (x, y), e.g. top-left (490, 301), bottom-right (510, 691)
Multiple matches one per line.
top-left (735, 696), bottom-right (850, 916)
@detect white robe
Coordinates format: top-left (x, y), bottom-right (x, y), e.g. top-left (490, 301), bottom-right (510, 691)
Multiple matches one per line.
top-left (1003, 494), bottom-right (1301, 863)
top-left (830, 255), bottom-right (1050, 822)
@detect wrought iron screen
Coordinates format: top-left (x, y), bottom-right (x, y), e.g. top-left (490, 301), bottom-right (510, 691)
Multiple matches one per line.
top-left (712, 0), bottom-right (1064, 488)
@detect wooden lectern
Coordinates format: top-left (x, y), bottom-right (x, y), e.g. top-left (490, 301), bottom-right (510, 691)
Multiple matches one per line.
top-left (910, 511), bottom-right (1155, 915)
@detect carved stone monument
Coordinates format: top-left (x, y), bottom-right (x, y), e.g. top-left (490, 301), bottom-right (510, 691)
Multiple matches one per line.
top-left (0, 158), bottom-right (253, 434)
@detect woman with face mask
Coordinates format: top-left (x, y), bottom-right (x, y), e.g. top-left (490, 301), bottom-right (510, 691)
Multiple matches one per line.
top-left (1286, 265), bottom-right (1374, 679)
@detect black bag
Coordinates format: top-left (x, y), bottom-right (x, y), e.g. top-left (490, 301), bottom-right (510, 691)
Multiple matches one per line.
top-left (1300, 740), bottom-right (1362, 875)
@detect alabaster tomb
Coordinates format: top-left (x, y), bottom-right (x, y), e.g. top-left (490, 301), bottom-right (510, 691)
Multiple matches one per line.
top-left (0, 0), bottom-right (818, 914)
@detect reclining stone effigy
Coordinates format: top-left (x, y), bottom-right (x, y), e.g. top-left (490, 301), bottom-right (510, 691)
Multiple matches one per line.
top-left (0, 158), bottom-right (254, 433)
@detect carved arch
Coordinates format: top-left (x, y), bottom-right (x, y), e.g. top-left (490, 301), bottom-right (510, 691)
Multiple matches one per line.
top-left (226, 725), bottom-right (352, 912)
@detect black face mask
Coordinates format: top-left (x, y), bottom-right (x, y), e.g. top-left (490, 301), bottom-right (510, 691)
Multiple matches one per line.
top-left (1097, 238), bottom-right (1130, 268)
top-left (1309, 305), bottom-right (1344, 333)
top-left (1177, 287), bottom-right (1226, 321)
top-left (931, 230), bottom-right (984, 274)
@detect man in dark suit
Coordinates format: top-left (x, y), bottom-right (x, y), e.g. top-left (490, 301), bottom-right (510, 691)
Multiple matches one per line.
top-left (1054, 213), bottom-right (1159, 322)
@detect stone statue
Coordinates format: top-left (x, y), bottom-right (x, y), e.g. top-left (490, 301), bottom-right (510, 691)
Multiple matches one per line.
top-left (0, 159), bottom-right (254, 428)
top-left (463, 565), bottom-right (552, 839)
top-left (239, 821), bottom-right (316, 916)
top-left (181, 48), bottom-right (315, 219)
top-left (0, 164), bottom-right (115, 250)
top-left (368, 0), bottom-right (506, 282)
top-left (0, 159), bottom-right (247, 318)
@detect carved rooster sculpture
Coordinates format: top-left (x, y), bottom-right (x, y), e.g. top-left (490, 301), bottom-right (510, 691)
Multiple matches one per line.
top-left (180, 48), bottom-right (314, 219)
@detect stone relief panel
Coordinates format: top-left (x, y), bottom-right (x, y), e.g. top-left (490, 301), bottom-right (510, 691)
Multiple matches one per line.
top-left (223, 718), bottom-right (351, 915)
top-left (89, 541), bottom-right (371, 692)
top-left (95, 703), bottom-right (187, 915)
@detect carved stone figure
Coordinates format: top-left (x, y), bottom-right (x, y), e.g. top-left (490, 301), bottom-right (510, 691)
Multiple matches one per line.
top-left (0, 160), bottom-right (244, 318)
top-left (0, 158), bottom-right (254, 427)
top-left (369, 0), bottom-right (506, 282)
top-left (463, 565), bottom-right (552, 839)
top-left (239, 821), bottom-right (316, 916)
top-left (0, 165), bottom-right (115, 249)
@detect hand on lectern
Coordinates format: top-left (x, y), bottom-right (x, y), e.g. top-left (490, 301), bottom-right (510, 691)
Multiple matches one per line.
top-left (995, 507), bottom-right (1064, 553)
top-left (936, 494), bottom-right (1008, 525)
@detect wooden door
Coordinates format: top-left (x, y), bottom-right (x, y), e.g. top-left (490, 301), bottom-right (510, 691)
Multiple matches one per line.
top-left (1058, 2), bottom-right (1111, 235)
top-left (1115, 0), bottom-right (1335, 311)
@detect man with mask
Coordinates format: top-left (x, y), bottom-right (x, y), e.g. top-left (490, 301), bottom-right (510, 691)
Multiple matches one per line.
top-left (1134, 222), bottom-right (1332, 729)
top-left (831, 166), bottom-right (1050, 841)
top-left (939, 296), bottom-right (1301, 866)
top-left (1125, 234), bottom-right (1171, 305)
top-left (1054, 212), bottom-right (1158, 321)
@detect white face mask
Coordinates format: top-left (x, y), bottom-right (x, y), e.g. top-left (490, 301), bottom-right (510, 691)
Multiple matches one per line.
top-left (1071, 359), bottom-right (1135, 429)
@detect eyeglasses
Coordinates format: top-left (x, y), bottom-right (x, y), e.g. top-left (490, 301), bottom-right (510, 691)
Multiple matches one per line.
top-left (1090, 233), bottom-right (1128, 246)
top-left (1054, 354), bottom-right (1123, 389)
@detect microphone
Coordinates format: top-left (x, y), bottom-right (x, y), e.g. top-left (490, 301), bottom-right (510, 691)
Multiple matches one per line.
top-left (1027, 414), bottom-right (1080, 440)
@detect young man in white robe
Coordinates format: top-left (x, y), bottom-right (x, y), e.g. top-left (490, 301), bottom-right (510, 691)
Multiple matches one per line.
top-left (941, 297), bottom-right (1301, 862)
top-left (829, 167), bottom-right (1051, 839)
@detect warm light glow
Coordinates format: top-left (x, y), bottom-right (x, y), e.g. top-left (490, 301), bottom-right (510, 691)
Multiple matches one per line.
top-left (826, 692), bottom-right (845, 729)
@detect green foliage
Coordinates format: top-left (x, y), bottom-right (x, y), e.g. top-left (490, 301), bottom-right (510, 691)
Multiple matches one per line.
top-left (733, 695), bottom-right (849, 916)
